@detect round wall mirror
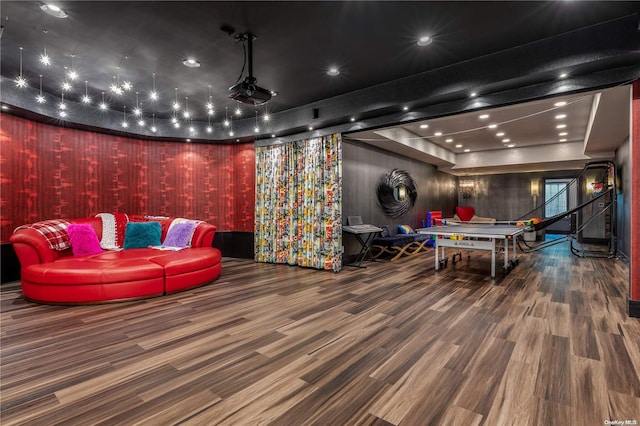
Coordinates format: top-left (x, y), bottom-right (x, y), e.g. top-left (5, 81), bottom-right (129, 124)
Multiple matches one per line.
top-left (376, 169), bottom-right (417, 218)
top-left (393, 184), bottom-right (408, 201)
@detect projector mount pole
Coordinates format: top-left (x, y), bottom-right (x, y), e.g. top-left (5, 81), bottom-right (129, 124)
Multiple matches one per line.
top-left (246, 33), bottom-right (254, 80)
top-left (236, 32), bottom-right (257, 82)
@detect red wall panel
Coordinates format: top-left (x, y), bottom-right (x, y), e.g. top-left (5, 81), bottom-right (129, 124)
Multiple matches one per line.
top-left (0, 114), bottom-right (255, 241)
top-left (631, 80), bottom-right (640, 301)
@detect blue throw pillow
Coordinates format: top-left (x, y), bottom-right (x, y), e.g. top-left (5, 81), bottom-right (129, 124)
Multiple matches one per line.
top-left (123, 222), bottom-right (162, 249)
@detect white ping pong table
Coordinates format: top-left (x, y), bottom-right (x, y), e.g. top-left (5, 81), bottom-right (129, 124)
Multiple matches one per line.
top-left (417, 224), bottom-right (525, 278)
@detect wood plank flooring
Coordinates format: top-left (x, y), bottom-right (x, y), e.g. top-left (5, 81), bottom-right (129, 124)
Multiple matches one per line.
top-left (1, 243), bottom-right (639, 425)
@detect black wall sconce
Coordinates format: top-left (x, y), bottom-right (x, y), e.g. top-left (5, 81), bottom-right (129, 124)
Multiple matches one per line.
top-left (459, 178), bottom-right (475, 199)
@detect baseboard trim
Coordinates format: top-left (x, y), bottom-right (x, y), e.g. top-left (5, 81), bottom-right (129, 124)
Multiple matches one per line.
top-left (629, 298), bottom-right (640, 318)
top-left (212, 231), bottom-right (254, 259)
top-left (1, 243), bottom-right (21, 284)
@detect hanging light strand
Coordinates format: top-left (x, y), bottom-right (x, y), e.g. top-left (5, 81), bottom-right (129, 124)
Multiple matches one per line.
top-left (99, 91), bottom-right (108, 110)
top-left (36, 75), bottom-right (46, 103)
top-left (122, 105), bottom-right (128, 128)
top-left (82, 80), bottom-right (91, 104)
top-left (40, 46), bottom-right (51, 66)
top-left (150, 73), bottom-right (158, 100)
top-left (16, 47), bottom-right (28, 87)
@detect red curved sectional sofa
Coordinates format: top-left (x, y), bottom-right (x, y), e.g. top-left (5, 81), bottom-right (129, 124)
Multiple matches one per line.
top-left (9, 216), bottom-right (222, 304)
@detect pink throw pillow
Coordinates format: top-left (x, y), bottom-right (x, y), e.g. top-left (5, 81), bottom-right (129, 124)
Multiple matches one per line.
top-left (456, 206), bottom-right (475, 222)
top-left (67, 223), bottom-right (104, 256)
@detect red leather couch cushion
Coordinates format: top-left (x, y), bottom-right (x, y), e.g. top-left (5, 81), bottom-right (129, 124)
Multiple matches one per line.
top-left (149, 247), bottom-right (221, 276)
top-left (23, 256), bottom-right (164, 285)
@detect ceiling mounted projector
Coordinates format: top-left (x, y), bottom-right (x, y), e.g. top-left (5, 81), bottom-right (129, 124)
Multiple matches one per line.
top-left (229, 77), bottom-right (272, 105)
top-left (228, 32), bottom-right (272, 105)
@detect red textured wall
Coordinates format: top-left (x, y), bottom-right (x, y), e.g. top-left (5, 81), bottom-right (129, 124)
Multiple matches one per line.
top-left (631, 80), bottom-right (640, 301)
top-left (0, 114), bottom-right (255, 241)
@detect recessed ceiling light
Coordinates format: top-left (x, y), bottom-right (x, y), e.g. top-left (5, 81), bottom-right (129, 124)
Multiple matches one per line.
top-left (402, 106), bottom-right (409, 111)
top-left (419, 124), bottom-right (429, 129)
top-left (507, 144), bottom-right (515, 148)
top-left (434, 132), bottom-right (442, 136)
top-left (559, 132), bottom-right (568, 136)
top-left (555, 114), bottom-right (567, 119)
top-left (502, 138), bottom-right (510, 143)
top-left (463, 149), bottom-right (470, 152)
top-left (559, 73), bottom-right (568, 79)
top-left (40, 3), bottom-right (68, 18)
top-left (445, 138), bottom-right (453, 143)
top-left (479, 114), bottom-right (489, 120)
top-left (308, 126), bottom-right (313, 130)
top-left (270, 90), bottom-right (278, 97)
top-left (496, 132), bottom-right (505, 137)
top-left (350, 117), bottom-right (355, 122)
top-left (455, 144), bottom-right (463, 148)
top-left (182, 58), bottom-right (201, 68)
top-left (559, 138), bottom-right (567, 142)
top-left (556, 124), bottom-right (567, 129)
top-left (417, 35), bottom-right (433, 46)
top-left (470, 92), bottom-right (477, 98)
top-left (327, 66), bottom-right (340, 76)
top-left (554, 101), bottom-right (567, 107)
top-left (488, 124), bottom-right (497, 129)
top-left (1, 105), bottom-right (9, 110)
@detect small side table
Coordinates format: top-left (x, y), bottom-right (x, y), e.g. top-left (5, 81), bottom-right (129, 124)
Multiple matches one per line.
top-left (343, 224), bottom-right (383, 267)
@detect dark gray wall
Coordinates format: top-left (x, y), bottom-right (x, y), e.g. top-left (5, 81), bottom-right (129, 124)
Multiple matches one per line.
top-left (343, 139), bottom-right (457, 227)
top-left (342, 139), bottom-right (457, 257)
top-left (616, 138), bottom-right (631, 261)
top-left (456, 170), bottom-right (583, 222)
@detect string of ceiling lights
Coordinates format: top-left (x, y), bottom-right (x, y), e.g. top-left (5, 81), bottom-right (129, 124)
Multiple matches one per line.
top-left (3, 3), bottom-right (277, 141)
top-left (11, 42), bottom-right (274, 140)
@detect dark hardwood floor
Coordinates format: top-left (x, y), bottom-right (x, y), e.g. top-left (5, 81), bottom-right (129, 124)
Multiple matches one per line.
top-left (1, 242), bottom-right (639, 425)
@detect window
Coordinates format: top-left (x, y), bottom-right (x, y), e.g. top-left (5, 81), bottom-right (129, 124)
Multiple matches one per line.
top-left (544, 179), bottom-right (570, 217)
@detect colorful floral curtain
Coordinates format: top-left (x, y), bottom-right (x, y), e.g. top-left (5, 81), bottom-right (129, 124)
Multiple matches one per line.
top-left (255, 133), bottom-right (342, 271)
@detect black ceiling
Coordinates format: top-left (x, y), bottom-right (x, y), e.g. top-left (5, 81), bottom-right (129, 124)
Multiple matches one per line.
top-left (1, 1), bottom-right (639, 140)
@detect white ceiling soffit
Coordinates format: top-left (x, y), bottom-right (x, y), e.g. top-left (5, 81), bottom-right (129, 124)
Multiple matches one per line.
top-left (348, 85), bottom-right (630, 176)
top-left (584, 85), bottom-right (632, 154)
